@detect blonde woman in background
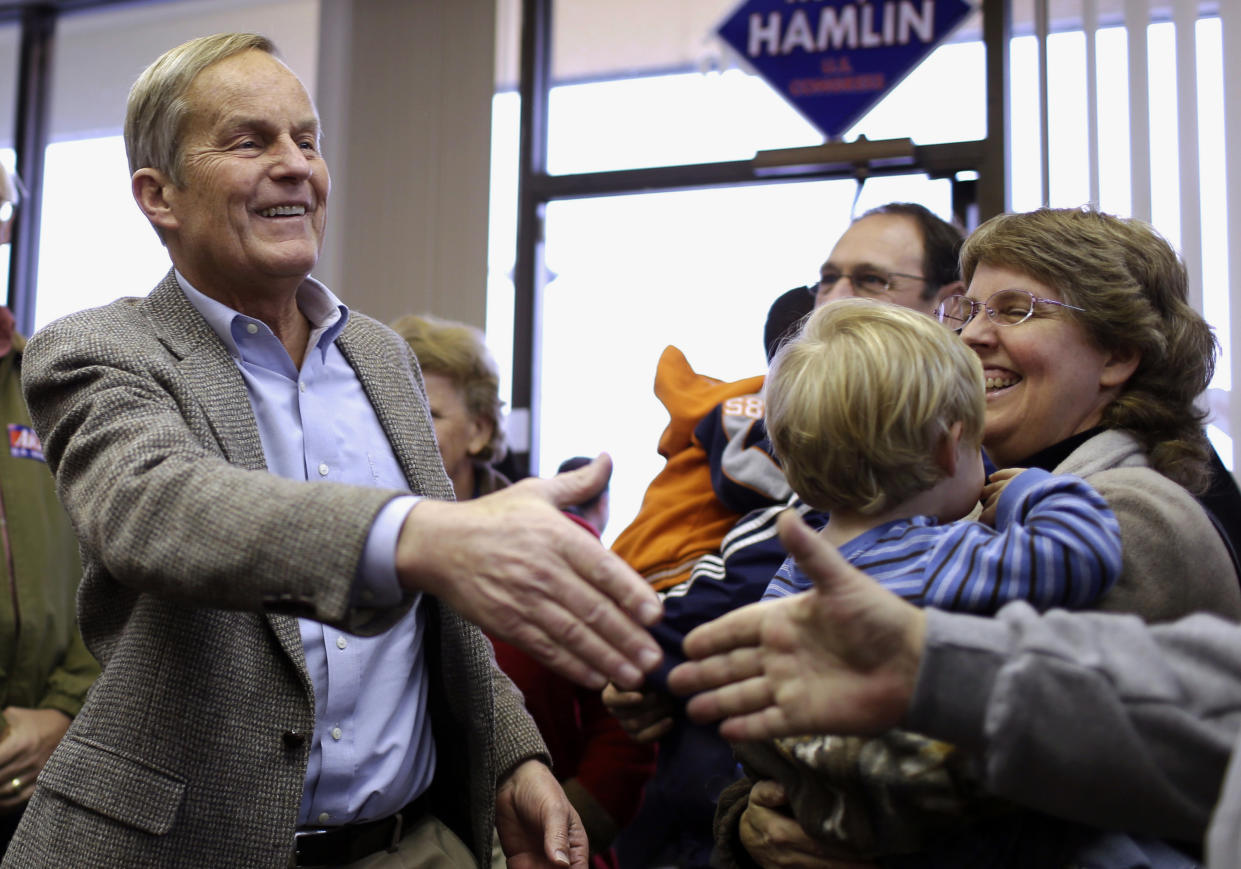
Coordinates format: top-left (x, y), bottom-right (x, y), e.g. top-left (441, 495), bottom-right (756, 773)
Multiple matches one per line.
top-left (392, 313), bottom-right (656, 867)
top-left (390, 314), bottom-right (510, 500)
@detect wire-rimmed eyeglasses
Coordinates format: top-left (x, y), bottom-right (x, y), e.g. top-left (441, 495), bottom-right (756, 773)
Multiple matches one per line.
top-left (808, 269), bottom-right (930, 298)
top-left (936, 289), bottom-right (1085, 330)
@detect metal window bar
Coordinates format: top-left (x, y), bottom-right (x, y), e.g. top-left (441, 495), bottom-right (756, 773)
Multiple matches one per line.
top-left (1126, 0), bottom-right (1153, 220)
top-left (1225, 0), bottom-right (1241, 470)
top-left (1084, 0), bottom-right (1101, 207)
top-left (1036, 0), bottom-right (1050, 206)
top-left (1175, 0), bottom-right (1204, 314)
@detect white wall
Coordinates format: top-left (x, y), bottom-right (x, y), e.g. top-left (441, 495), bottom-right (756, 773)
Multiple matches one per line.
top-left (3, 0), bottom-right (496, 335)
top-left (18, 0), bottom-right (318, 145)
top-left (314, 0), bottom-right (495, 329)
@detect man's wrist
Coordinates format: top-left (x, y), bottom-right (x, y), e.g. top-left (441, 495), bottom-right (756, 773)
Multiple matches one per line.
top-left (496, 756), bottom-right (552, 792)
top-left (902, 607), bottom-right (1007, 750)
top-left (357, 495), bottom-right (419, 606)
top-left (394, 498), bottom-right (456, 597)
top-left (877, 607), bottom-right (927, 732)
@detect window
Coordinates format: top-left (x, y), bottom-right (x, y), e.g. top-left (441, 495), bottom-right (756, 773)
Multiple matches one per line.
top-left (0, 149), bottom-right (13, 298)
top-left (34, 136), bottom-right (170, 329)
top-left (491, 11), bottom-right (1234, 545)
top-left (489, 52), bottom-right (968, 541)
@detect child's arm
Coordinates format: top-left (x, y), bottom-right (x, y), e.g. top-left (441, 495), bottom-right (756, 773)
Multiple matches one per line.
top-left (920, 468), bottom-right (1123, 612)
top-left (738, 472), bottom-right (1124, 857)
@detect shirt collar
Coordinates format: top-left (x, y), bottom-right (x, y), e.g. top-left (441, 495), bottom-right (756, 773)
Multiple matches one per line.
top-left (174, 269), bottom-right (350, 361)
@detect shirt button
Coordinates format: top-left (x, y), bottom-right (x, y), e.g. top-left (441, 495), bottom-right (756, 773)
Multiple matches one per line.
top-left (331, 726), bottom-right (343, 740)
top-left (245, 323), bottom-right (259, 335)
top-left (299, 381), bottom-right (306, 393)
top-left (318, 463), bottom-right (329, 476)
top-left (336, 636), bottom-right (348, 650)
top-left (317, 812), bottom-right (330, 824)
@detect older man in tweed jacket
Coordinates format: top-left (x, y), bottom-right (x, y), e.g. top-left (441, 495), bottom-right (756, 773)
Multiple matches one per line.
top-left (4, 33), bottom-right (662, 869)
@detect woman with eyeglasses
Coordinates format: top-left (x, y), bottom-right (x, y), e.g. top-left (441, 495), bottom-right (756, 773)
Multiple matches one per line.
top-left (943, 207), bottom-right (1241, 623)
top-left (725, 208), bottom-right (1241, 869)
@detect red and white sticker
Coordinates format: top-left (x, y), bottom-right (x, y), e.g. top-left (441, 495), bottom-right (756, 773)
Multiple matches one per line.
top-left (8, 424), bottom-right (45, 461)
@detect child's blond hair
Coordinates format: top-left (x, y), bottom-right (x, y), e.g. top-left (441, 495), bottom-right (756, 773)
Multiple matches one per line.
top-left (765, 298), bottom-right (984, 515)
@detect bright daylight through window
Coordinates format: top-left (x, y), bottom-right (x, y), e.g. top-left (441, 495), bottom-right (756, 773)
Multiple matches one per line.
top-left (10, 15), bottom-right (1230, 546)
top-left (488, 19), bottom-right (1231, 544)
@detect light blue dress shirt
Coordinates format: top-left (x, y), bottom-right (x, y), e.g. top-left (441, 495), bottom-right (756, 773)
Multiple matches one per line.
top-left (177, 272), bottom-right (434, 827)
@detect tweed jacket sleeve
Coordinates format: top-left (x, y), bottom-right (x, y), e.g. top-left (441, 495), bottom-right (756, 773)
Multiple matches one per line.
top-left (9, 275), bottom-right (549, 869)
top-left (21, 278), bottom-right (427, 630)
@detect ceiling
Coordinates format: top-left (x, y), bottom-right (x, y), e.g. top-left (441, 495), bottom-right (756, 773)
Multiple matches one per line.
top-left (2, 0), bottom-right (1225, 82)
top-left (496, 0), bottom-right (1222, 88)
top-left (0, 0), bottom-right (146, 15)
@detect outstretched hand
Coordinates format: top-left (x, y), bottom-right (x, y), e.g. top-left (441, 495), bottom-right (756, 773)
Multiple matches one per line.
top-left (397, 454), bottom-right (662, 690)
top-left (667, 510), bottom-right (926, 741)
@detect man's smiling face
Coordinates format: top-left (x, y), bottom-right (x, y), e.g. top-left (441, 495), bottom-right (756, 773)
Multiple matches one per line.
top-left (160, 49), bottom-right (329, 300)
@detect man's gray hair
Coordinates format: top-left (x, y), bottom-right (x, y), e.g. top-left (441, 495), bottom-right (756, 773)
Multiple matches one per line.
top-left (124, 32), bottom-right (277, 187)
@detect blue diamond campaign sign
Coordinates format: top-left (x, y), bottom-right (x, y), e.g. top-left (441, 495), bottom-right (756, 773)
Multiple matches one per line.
top-left (717, 0), bottom-right (974, 140)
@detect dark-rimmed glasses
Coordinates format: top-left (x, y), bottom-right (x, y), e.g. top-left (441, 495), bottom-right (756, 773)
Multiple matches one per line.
top-left (809, 269), bottom-right (930, 298)
top-left (936, 289), bottom-right (1085, 330)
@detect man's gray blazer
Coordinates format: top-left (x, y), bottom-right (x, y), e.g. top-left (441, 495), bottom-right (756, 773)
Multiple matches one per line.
top-left (4, 272), bottom-right (544, 868)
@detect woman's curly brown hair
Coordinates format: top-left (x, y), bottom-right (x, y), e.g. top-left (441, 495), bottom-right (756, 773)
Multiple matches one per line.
top-left (961, 207), bottom-right (1216, 493)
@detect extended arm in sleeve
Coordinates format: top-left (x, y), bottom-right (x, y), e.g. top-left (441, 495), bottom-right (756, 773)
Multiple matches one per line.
top-left (920, 469), bottom-right (1123, 612)
top-left (907, 602), bottom-right (1241, 844)
top-left (22, 309), bottom-right (408, 630)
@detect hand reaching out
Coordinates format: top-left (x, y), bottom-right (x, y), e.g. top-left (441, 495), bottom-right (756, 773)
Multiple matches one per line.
top-left (397, 454), bottom-right (663, 691)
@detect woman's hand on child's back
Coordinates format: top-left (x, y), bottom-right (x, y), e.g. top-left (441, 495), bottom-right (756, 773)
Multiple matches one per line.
top-left (979, 468), bottom-right (1027, 526)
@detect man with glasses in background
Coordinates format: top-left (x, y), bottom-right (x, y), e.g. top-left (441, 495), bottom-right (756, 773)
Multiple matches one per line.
top-left (811, 201), bottom-right (964, 314)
